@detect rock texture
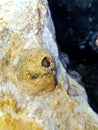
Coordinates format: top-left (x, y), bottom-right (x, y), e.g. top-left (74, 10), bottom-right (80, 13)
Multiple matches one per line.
top-left (0, 0), bottom-right (98, 130)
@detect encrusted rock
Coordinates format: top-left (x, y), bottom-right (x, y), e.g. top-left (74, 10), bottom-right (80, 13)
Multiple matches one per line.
top-left (0, 0), bottom-right (98, 130)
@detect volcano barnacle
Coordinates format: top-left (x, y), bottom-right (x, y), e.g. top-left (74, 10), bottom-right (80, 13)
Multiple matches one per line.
top-left (17, 49), bottom-right (57, 96)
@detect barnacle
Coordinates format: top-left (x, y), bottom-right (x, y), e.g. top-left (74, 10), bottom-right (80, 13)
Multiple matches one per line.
top-left (17, 49), bottom-right (56, 95)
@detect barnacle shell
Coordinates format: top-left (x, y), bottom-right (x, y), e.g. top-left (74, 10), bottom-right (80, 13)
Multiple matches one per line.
top-left (17, 49), bottom-right (56, 95)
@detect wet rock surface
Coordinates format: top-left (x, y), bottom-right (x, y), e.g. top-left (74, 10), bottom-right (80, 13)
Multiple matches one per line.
top-left (48, 0), bottom-right (98, 113)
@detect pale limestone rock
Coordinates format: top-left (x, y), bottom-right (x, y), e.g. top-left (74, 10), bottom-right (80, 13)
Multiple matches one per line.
top-left (0, 0), bottom-right (98, 130)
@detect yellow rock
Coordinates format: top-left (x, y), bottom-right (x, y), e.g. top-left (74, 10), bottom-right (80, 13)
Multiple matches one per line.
top-left (0, 114), bottom-right (42, 130)
top-left (0, 94), bottom-right (43, 130)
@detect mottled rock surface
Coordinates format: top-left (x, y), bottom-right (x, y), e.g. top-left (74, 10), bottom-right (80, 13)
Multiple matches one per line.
top-left (0, 0), bottom-right (98, 130)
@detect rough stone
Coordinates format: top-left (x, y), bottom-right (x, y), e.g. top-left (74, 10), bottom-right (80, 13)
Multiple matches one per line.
top-left (0, 0), bottom-right (98, 130)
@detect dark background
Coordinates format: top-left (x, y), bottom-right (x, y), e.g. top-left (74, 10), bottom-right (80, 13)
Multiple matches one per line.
top-left (48, 0), bottom-right (98, 113)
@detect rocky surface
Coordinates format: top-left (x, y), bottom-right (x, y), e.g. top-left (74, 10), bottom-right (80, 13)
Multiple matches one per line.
top-left (0, 0), bottom-right (98, 130)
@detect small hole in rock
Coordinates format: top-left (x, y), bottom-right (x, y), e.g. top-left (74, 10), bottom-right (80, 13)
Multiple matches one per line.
top-left (41, 57), bottom-right (50, 68)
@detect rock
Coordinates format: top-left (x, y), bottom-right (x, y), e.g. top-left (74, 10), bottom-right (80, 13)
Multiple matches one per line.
top-left (59, 50), bottom-right (70, 69)
top-left (0, 0), bottom-right (98, 130)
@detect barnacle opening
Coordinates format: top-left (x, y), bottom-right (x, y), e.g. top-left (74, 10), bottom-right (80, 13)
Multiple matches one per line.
top-left (41, 57), bottom-right (50, 68)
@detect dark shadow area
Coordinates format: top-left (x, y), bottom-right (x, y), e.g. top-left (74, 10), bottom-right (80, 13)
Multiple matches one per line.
top-left (48, 0), bottom-right (98, 113)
